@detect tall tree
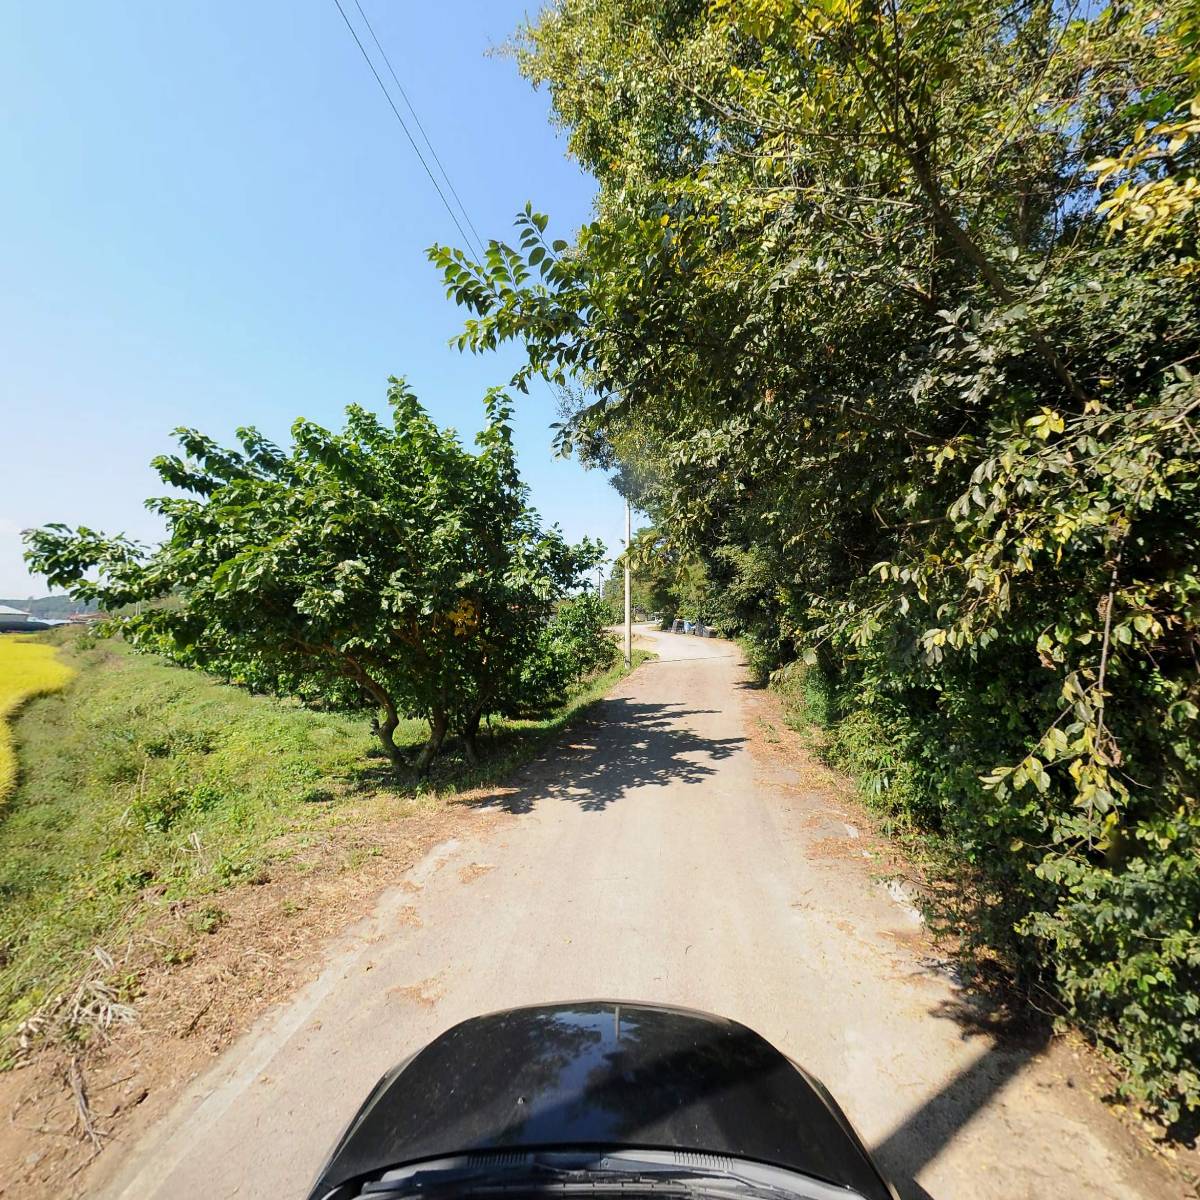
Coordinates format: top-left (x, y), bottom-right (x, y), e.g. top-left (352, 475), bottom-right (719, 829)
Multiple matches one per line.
top-left (26, 379), bottom-right (603, 770)
top-left (430, 0), bottom-right (1200, 1117)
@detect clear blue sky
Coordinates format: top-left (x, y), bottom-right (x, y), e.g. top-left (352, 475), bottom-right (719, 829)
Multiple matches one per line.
top-left (0, 1), bottom-right (621, 597)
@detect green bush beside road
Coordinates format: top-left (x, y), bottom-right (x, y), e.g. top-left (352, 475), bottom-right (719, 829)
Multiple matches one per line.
top-left (429, 0), bottom-right (1200, 1123)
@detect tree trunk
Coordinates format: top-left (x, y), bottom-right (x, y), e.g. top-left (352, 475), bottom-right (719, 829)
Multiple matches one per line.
top-left (461, 707), bottom-right (483, 766)
top-left (347, 660), bottom-right (403, 769)
top-left (903, 144), bottom-right (1087, 407)
top-left (372, 708), bottom-right (402, 767)
top-left (414, 709), bottom-right (448, 774)
top-left (838, 29), bottom-right (1087, 407)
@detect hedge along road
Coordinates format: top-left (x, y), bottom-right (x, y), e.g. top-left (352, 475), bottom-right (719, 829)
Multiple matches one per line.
top-left (92, 626), bottom-right (1179, 1200)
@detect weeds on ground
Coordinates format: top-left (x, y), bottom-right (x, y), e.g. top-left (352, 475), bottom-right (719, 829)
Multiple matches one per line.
top-left (0, 629), bottom-right (646, 1060)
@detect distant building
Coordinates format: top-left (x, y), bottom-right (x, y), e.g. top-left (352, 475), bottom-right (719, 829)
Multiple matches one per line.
top-left (0, 605), bottom-right (50, 633)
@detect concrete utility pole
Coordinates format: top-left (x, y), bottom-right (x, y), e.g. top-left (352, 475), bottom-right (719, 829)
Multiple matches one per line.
top-left (624, 499), bottom-right (632, 668)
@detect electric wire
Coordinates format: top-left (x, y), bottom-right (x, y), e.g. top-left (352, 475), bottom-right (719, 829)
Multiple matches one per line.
top-left (350, 0), bottom-right (487, 260)
top-left (330, 0), bottom-right (479, 258)
top-left (329, 0), bottom-right (566, 414)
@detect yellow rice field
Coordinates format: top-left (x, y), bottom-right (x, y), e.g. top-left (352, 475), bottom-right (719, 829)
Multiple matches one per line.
top-left (0, 638), bottom-right (74, 801)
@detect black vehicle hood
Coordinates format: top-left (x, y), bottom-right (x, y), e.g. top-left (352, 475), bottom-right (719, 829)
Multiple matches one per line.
top-left (309, 1001), bottom-right (893, 1200)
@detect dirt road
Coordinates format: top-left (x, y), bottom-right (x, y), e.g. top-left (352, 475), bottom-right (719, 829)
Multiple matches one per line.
top-left (93, 629), bottom-right (1177, 1200)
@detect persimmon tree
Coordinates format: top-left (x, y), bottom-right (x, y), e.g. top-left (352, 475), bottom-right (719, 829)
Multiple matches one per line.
top-left (25, 378), bottom-right (603, 770)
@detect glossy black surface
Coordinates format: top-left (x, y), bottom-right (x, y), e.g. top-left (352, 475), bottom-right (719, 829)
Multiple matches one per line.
top-left (309, 1001), bottom-right (893, 1199)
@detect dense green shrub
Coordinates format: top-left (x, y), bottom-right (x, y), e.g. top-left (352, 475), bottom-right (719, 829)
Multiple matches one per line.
top-left (26, 380), bottom-right (603, 770)
top-left (517, 593), bottom-right (618, 711)
top-left (431, 0), bottom-right (1200, 1119)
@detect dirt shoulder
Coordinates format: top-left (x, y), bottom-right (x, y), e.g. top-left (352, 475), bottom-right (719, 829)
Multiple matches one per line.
top-left (735, 673), bottom-right (1200, 1196)
top-left (0, 792), bottom-right (504, 1197)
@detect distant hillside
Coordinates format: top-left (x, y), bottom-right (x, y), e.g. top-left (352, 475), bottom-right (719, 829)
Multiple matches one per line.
top-left (0, 595), bottom-right (99, 619)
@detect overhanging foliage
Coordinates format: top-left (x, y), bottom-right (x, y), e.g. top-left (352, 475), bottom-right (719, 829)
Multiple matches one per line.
top-left (431, 0), bottom-right (1200, 1118)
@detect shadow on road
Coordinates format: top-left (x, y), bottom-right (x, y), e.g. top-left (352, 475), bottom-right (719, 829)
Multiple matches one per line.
top-left (458, 663), bottom-right (1056, 1199)
top-left (869, 999), bottom-right (1051, 1199)
top-left (465, 698), bottom-right (746, 814)
top-left (642, 652), bottom-right (740, 664)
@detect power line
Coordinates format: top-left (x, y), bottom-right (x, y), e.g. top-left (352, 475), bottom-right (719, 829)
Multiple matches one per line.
top-left (329, 0), bottom-right (479, 258)
top-left (330, 0), bottom-right (567, 415)
top-left (350, 0), bottom-right (487, 261)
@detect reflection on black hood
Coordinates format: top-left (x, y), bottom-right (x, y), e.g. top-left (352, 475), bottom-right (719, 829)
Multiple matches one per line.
top-left (309, 1001), bottom-right (893, 1200)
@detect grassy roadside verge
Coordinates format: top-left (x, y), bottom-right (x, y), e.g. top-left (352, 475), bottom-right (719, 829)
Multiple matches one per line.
top-left (767, 661), bottom-right (1067, 1023)
top-left (765, 657), bottom-right (935, 838)
top-left (0, 628), bottom-right (648, 1059)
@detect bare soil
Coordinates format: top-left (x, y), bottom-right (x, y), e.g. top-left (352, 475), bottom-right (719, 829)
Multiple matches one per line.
top-left (0, 794), bottom-right (502, 1197)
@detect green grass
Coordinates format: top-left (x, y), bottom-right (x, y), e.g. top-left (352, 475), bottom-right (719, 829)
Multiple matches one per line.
top-left (771, 660), bottom-right (835, 746)
top-left (772, 661), bottom-right (931, 834)
top-left (0, 637), bottom-right (74, 802)
top-left (0, 630), bottom-right (646, 1054)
